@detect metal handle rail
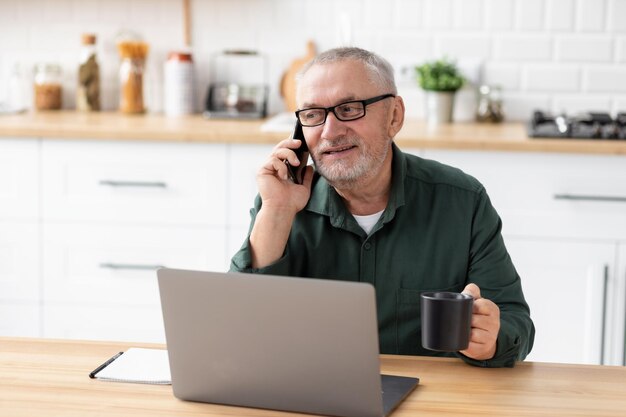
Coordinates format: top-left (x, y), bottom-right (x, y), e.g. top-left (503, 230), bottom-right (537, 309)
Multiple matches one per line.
top-left (554, 194), bottom-right (626, 203)
top-left (99, 263), bottom-right (165, 271)
top-left (601, 265), bottom-right (609, 366)
top-left (98, 180), bottom-right (168, 188)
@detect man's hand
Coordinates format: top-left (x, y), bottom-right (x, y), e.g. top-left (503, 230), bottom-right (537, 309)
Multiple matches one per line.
top-left (249, 138), bottom-right (313, 269)
top-left (459, 283), bottom-right (500, 361)
top-left (257, 138), bottom-right (313, 213)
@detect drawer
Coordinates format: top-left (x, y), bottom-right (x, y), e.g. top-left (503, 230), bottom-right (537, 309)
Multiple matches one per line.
top-left (43, 303), bottom-right (165, 343)
top-left (0, 139), bottom-right (39, 220)
top-left (418, 149), bottom-right (626, 239)
top-left (43, 223), bottom-right (227, 305)
top-left (0, 302), bottom-right (40, 337)
top-left (42, 140), bottom-right (227, 225)
top-left (0, 222), bottom-right (39, 301)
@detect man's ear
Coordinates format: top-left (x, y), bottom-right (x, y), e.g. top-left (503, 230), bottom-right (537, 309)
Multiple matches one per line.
top-left (387, 96), bottom-right (405, 138)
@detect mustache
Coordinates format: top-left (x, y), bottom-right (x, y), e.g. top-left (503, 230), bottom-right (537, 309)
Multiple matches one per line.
top-left (316, 136), bottom-right (360, 153)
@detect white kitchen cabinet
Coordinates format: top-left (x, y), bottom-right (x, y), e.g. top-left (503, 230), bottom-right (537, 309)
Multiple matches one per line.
top-left (415, 149), bottom-right (626, 239)
top-left (0, 139), bottom-right (40, 337)
top-left (226, 143), bottom-right (274, 260)
top-left (611, 244), bottom-right (626, 366)
top-left (0, 139), bottom-right (39, 220)
top-left (417, 147), bottom-right (626, 365)
top-left (505, 237), bottom-right (614, 365)
top-left (37, 139), bottom-right (231, 342)
top-left (41, 140), bottom-right (227, 226)
top-left (42, 223), bottom-right (225, 306)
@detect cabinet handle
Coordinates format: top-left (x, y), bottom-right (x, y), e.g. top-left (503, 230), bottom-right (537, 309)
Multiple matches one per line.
top-left (554, 194), bottom-right (626, 203)
top-left (99, 262), bottom-right (165, 271)
top-left (601, 265), bottom-right (609, 366)
top-left (99, 180), bottom-right (168, 188)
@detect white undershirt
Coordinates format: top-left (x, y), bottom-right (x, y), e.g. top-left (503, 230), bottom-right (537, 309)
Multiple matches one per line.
top-left (352, 210), bottom-right (385, 235)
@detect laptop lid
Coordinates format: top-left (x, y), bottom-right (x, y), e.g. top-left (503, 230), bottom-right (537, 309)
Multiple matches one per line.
top-left (157, 269), bottom-right (417, 417)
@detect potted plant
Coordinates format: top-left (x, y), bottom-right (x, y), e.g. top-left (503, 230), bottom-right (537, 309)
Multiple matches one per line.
top-left (415, 58), bottom-right (464, 124)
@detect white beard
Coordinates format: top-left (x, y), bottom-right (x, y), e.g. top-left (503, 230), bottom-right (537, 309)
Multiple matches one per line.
top-left (312, 135), bottom-right (392, 189)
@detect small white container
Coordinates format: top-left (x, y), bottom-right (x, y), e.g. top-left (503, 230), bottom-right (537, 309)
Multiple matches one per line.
top-left (164, 51), bottom-right (194, 116)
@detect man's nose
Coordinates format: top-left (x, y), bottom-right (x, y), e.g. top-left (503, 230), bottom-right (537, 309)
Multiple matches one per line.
top-left (321, 111), bottom-right (348, 138)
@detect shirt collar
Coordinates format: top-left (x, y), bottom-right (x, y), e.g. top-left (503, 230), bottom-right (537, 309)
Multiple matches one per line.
top-left (305, 142), bottom-right (407, 226)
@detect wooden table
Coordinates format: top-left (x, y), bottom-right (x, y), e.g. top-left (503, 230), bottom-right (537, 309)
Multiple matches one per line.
top-left (1, 337), bottom-right (625, 416)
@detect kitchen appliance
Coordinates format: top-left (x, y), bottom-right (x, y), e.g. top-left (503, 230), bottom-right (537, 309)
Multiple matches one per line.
top-left (528, 110), bottom-right (626, 140)
top-left (204, 50), bottom-right (268, 119)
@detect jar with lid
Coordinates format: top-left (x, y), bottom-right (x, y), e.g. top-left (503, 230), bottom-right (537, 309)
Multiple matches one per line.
top-left (34, 63), bottom-right (62, 110)
top-left (77, 33), bottom-right (100, 111)
top-left (475, 84), bottom-right (504, 123)
top-left (164, 51), bottom-right (195, 116)
top-left (117, 41), bottom-right (149, 114)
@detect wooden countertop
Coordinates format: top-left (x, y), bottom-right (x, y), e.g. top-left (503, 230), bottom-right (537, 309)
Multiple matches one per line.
top-left (1, 111), bottom-right (626, 155)
top-left (2, 337), bottom-right (626, 417)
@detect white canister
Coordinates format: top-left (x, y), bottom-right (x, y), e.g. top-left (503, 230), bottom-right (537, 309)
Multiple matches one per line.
top-left (164, 51), bottom-right (194, 116)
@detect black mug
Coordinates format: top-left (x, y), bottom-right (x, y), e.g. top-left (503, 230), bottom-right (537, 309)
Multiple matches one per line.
top-left (421, 291), bottom-right (473, 352)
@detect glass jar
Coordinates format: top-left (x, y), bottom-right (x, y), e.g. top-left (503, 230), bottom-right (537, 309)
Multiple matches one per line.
top-left (34, 63), bottom-right (62, 110)
top-left (119, 57), bottom-right (145, 113)
top-left (475, 85), bottom-right (504, 123)
top-left (117, 41), bottom-right (149, 114)
top-left (77, 33), bottom-right (100, 111)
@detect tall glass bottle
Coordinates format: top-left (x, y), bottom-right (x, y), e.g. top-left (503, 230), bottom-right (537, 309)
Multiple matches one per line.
top-left (77, 33), bottom-right (100, 111)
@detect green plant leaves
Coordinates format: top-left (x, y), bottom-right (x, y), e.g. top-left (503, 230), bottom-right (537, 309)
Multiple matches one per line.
top-left (415, 58), bottom-right (464, 92)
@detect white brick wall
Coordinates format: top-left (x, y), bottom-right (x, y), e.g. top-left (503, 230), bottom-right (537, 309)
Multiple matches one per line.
top-left (0, 0), bottom-right (624, 121)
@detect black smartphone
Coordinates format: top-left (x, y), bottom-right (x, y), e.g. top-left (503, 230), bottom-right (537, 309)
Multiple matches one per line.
top-left (285, 120), bottom-right (309, 184)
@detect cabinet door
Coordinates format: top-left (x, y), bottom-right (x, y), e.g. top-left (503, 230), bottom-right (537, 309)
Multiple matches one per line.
top-left (0, 222), bottom-right (39, 302)
top-left (42, 140), bottom-right (226, 226)
top-left (611, 244), bottom-right (626, 366)
top-left (227, 144), bottom-right (274, 261)
top-left (505, 237), bottom-right (614, 365)
top-left (43, 223), bottom-right (226, 305)
top-left (0, 302), bottom-right (39, 337)
top-left (419, 149), bottom-right (626, 240)
top-left (42, 223), bottom-right (226, 342)
top-left (0, 139), bottom-right (38, 220)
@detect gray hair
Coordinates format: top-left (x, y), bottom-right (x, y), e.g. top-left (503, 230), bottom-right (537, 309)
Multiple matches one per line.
top-left (296, 47), bottom-right (397, 95)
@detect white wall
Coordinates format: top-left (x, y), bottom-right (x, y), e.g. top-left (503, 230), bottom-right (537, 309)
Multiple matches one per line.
top-left (0, 0), bottom-right (625, 120)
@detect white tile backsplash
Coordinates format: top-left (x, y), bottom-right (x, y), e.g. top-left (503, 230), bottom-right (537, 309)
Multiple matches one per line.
top-left (617, 38), bottom-right (626, 62)
top-left (494, 35), bottom-right (553, 61)
top-left (576, 0), bottom-right (606, 32)
top-left (485, 0), bottom-right (515, 31)
top-left (525, 65), bottom-right (581, 92)
top-left (452, 0), bottom-right (483, 30)
top-left (0, 0), bottom-right (624, 121)
top-left (516, 0), bottom-right (546, 31)
top-left (547, 0), bottom-right (575, 31)
top-left (553, 95), bottom-right (612, 113)
top-left (393, 0), bottom-right (425, 29)
top-left (556, 36), bottom-right (614, 62)
top-left (585, 67), bottom-right (626, 92)
top-left (608, 0), bottom-right (626, 32)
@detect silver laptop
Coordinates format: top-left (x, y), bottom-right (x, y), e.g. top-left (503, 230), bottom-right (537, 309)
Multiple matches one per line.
top-left (157, 268), bottom-right (419, 417)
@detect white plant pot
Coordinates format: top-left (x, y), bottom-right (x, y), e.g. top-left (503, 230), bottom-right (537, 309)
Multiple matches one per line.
top-left (424, 91), bottom-right (455, 125)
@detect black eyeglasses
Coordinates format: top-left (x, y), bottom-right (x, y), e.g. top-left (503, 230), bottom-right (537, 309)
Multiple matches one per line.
top-left (295, 93), bottom-right (395, 127)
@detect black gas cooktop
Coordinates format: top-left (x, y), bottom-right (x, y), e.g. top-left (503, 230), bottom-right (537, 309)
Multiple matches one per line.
top-left (528, 110), bottom-right (626, 140)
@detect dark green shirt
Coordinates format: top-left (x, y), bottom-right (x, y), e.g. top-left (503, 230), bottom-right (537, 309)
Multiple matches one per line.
top-left (231, 144), bottom-right (535, 367)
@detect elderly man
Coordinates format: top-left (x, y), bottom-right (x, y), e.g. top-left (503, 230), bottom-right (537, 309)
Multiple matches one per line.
top-left (231, 47), bottom-right (534, 368)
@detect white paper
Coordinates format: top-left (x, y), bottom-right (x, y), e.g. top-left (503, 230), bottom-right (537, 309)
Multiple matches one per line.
top-left (94, 348), bottom-right (171, 385)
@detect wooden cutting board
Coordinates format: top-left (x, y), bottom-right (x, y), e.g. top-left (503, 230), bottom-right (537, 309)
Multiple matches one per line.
top-left (280, 41), bottom-right (317, 112)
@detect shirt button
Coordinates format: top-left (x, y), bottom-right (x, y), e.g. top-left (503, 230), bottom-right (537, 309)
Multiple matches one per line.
top-left (364, 242), bottom-right (372, 250)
